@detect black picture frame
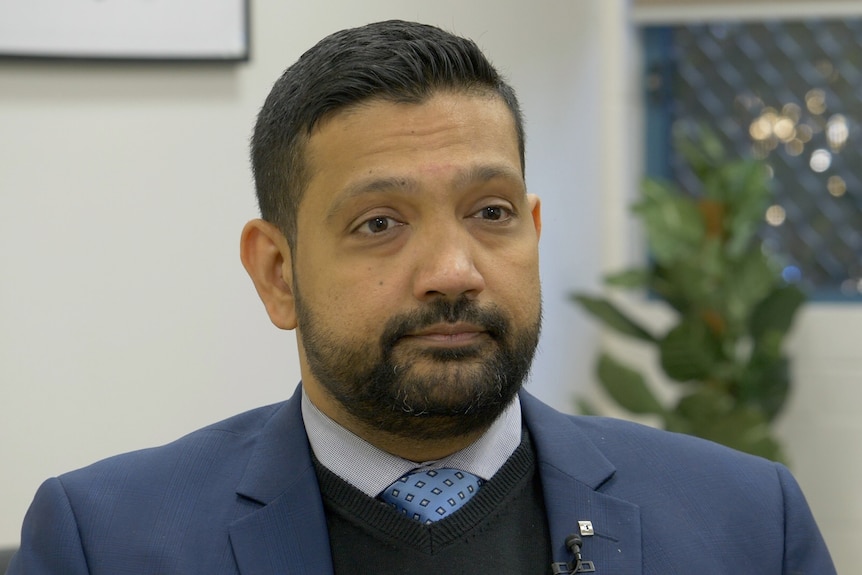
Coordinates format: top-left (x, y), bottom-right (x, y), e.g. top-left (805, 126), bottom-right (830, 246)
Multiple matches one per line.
top-left (0, 0), bottom-right (250, 62)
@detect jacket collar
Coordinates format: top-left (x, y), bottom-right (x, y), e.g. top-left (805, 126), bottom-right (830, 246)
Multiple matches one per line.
top-left (229, 385), bottom-right (334, 575)
top-left (227, 386), bottom-right (643, 575)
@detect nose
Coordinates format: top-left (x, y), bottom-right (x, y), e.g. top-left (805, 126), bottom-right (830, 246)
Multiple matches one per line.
top-left (411, 225), bottom-right (486, 302)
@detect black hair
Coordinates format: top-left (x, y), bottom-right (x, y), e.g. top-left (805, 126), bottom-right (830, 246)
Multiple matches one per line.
top-left (250, 19), bottom-right (525, 248)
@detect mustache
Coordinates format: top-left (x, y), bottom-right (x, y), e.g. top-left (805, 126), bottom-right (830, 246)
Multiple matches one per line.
top-left (379, 297), bottom-right (509, 350)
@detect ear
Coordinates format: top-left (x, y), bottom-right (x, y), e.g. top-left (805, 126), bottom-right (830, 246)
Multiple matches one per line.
top-left (527, 193), bottom-right (542, 240)
top-left (240, 219), bottom-right (297, 330)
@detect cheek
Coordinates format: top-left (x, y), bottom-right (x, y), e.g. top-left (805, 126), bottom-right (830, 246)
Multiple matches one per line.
top-left (317, 272), bottom-right (400, 322)
top-left (334, 261), bottom-right (405, 296)
top-left (488, 241), bottom-right (540, 282)
top-left (486, 248), bottom-right (541, 313)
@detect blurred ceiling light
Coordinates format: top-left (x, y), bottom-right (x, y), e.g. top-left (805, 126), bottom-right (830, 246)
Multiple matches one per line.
top-left (782, 102), bottom-right (802, 122)
top-left (816, 59), bottom-right (834, 78)
top-left (750, 117), bottom-right (773, 140)
top-left (749, 105), bottom-right (801, 148)
top-left (785, 139), bottom-right (804, 156)
top-left (810, 148), bottom-right (832, 173)
top-left (765, 204), bottom-right (787, 226)
top-left (781, 265), bottom-right (802, 283)
top-left (774, 117), bottom-right (796, 142)
top-left (826, 114), bottom-right (849, 151)
top-left (827, 175), bottom-right (847, 197)
top-left (805, 89), bottom-right (827, 115)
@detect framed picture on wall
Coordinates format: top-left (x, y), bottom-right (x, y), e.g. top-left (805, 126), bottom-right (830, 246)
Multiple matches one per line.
top-left (0, 0), bottom-right (249, 61)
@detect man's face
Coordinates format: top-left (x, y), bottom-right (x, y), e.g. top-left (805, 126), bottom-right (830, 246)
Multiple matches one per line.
top-left (291, 91), bottom-right (542, 440)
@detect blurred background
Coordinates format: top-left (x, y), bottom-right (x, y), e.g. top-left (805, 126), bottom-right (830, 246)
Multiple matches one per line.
top-left (0, 0), bottom-right (858, 571)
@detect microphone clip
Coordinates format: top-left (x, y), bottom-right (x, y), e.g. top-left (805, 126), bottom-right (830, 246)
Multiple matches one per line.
top-left (551, 560), bottom-right (596, 574)
top-left (551, 561), bottom-right (596, 574)
top-left (550, 533), bottom-right (596, 573)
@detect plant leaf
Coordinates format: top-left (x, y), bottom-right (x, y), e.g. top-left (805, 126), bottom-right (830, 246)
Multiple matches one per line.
top-left (674, 387), bottom-right (733, 420)
top-left (571, 294), bottom-right (656, 342)
top-left (604, 268), bottom-right (651, 289)
top-left (738, 354), bottom-right (790, 422)
top-left (720, 161), bottom-right (771, 258)
top-left (635, 179), bottom-right (705, 266)
top-left (659, 319), bottom-right (722, 382)
top-left (596, 353), bottom-right (664, 415)
top-left (723, 249), bottom-right (777, 332)
top-left (673, 392), bottom-right (786, 462)
top-left (674, 123), bottom-right (726, 179)
top-left (750, 284), bottom-right (807, 341)
top-left (575, 397), bottom-right (600, 416)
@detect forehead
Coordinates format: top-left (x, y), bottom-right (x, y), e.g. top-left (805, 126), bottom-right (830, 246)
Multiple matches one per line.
top-left (300, 92), bottom-right (522, 201)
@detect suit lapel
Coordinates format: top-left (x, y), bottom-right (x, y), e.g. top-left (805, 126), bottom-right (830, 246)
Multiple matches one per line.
top-left (229, 385), bottom-right (334, 575)
top-left (521, 392), bottom-right (643, 575)
top-left (226, 387), bottom-right (643, 574)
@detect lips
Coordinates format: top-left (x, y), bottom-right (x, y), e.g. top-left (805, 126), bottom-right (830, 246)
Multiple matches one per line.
top-left (408, 322), bottom-right (484, 337)
top-left (378, 298), bottom-right (508, 352)
top-left (404, 322), bottom-right (487, 345)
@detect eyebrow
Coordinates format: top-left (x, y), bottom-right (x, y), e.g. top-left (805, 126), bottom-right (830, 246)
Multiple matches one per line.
top-left (326, 163), bottom-right (525, 221)
top-left (452, 164), bottom-right (525, 192)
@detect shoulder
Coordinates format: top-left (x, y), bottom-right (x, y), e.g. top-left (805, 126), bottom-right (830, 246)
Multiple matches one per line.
top-left (568, 413), bottom-right (782, 487)
top-left (522, 391), bottom-right (787, 503)
top-left (548, 411), bottom-right (814, 540)
top-left (13, 401), bottom-right (302, 574)
top-left (522, 389), bottom-right (773, 474)
top-left (56, 401), bottom-right (290, 503)
top-left (570, 413), bottom-right (763, 465)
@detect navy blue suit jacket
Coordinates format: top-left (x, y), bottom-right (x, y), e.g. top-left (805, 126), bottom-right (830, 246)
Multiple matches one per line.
top-left (9, 386), bottom-right (835, 574)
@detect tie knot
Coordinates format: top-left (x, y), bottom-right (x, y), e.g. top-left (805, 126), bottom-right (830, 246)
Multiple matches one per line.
top-left (379, 468), bottom-right (484, 524)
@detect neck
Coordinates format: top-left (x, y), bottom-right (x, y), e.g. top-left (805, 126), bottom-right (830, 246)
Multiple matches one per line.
top-left (347, 419), bottom-right (488, 462)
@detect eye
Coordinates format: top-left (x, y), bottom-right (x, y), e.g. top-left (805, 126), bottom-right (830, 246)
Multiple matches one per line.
top-left (356, 215), bottom-right (402, 235)
top-left (473, 205), bottom-right (513, 222)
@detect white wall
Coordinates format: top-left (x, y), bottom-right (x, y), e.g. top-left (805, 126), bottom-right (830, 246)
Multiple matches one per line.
top-left (0, 1), bottom-right (857, 572)
top-left (0, 0), bottom-right (600, 546)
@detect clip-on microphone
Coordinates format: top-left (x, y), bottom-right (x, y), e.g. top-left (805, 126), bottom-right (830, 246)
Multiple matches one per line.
top-left (551, 533), bottom-right (596, 574)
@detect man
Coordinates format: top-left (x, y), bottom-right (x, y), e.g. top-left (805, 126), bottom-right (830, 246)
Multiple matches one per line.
top-left (9, 20), bottom-right (835, 574)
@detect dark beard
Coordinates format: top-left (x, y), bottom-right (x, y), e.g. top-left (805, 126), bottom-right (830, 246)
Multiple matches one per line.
top-left (297, 293), bottom-right (541, 441)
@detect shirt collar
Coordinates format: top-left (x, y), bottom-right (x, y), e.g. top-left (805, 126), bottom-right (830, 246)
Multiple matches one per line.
top-left (301, 387), bottom-right (522, 497)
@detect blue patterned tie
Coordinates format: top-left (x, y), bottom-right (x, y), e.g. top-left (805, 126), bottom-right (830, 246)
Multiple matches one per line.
top-left (379, 468), bottom-right (485, 524)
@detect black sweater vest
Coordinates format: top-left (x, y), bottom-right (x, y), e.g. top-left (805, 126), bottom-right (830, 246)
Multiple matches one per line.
top-left (312, 431), bottom-right (552, 574)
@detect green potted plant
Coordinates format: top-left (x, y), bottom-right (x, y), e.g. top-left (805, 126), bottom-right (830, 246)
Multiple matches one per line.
top-left (573, 128), bottom-right (806, 464)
